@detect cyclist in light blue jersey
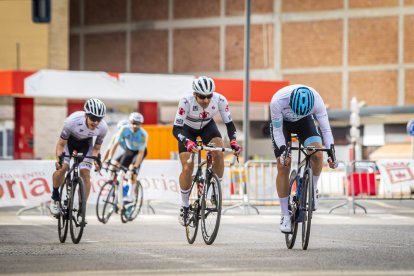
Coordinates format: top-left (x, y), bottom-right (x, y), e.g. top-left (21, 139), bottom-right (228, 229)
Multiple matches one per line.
top-left (105, 112), bottom-right (148, 200)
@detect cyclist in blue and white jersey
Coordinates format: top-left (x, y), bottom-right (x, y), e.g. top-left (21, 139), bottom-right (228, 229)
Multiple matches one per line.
top-left (102, 119), bottom-right (129, 164)
top-left (50, 98), bottom-right (108, 217)
top-left (270, 85), bottom-right (338, 233)
top-left (172, 76), bottom-right (241, 226)
top-left (105, 112), bottom-right (148, 200)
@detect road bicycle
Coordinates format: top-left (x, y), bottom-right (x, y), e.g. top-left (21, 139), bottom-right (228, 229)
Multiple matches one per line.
top-left (185, 141), bottom-right (234, 245)
top-left (57, 152), bottom-right (100, 244)
top-left (96, 162), bottom-right (143, 224)
top-left (285, 141), bottom-right (335, 250)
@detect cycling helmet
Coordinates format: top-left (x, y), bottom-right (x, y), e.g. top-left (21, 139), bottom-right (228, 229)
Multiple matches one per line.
top-left (129, 112), bottom-right (144, 124)
top-left (192, 76), bottom-right (215, 96)
top-left (289, 87), bottom-right (315, 116)
top-left (84, 98), bottom-right (106, 118)
top-left (117, 119), bottom-right (129, 129)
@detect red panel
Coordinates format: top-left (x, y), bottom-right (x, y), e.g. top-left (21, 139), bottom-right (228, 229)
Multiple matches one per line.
top-left (0, 71), bottom-right (34, 96)
top-left (67, 100), bottom-right (85, 116)
top-left (347, 173), bottom-right (377, 196)
top-left (213, 78), bottom-right (289, 103)
top-left (138, 102), bottom-right (158, 124)
top-left (14, 98), bottom-right (34, 159)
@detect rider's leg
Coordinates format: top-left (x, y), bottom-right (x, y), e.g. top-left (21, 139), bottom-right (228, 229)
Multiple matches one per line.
top-left (179, 152), bottom-right (194, 208)
top-left (52, 164), bottom-right (69, 198)
top-left (276, 160), bottom-right (291, 216)
top-left (80, 168), bottom-right (91, 200)
top-left (308, 141), bottom-right (324, 196)
top-left (209, 137), bottom-right (224, 178)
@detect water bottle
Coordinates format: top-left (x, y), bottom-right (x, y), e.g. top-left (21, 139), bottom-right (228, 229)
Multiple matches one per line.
top-left (123, 182), bottom-right (130, 197)
top-left (296, 176), bottom-right (302, 200)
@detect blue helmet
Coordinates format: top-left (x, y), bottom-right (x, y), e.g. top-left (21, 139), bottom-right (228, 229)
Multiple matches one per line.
top-left (289, 87), bottom-right (315, 116)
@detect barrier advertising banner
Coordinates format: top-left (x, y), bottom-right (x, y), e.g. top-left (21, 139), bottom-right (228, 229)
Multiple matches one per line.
top-left (0, 160), bottom-right (182, 208)
top-left (376, 159), bottom-right (414, 196)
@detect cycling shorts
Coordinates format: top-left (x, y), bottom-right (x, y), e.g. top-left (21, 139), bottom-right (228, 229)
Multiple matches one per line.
top-left (178, 119), bottom-right (222, 153)
top-left (63, 136), bottom-right (94, 170)
top-left (270, 115), bottom-right (322, 158)
top-left (117, 147), bottom-right (148, 171)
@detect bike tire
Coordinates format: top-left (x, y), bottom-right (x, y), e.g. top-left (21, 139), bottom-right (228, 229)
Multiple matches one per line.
top-left (96, 181), bottom-right (115, 223)
top-left (186, 179), bottom-right (200, 244)
top-left (127, 180), bottom-right (144, 221)
top-left (285, 170), bottom-right (299, 249)
top-left (69, 177), bottom-right (86, 244)
top-left (58, 179), bottom-right (69, 243)
top-left (302, 168), bottom-right (313, 250)
top-left (201, 173), bottom-right (222, 245)
top-left (100, 181), bottom-right (116, 224)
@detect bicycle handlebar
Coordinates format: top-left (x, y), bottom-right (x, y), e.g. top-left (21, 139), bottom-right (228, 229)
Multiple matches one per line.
top-left (186, 146), bottom-right (234, 164)
top-left (58, 152), bottom-right (102, 168)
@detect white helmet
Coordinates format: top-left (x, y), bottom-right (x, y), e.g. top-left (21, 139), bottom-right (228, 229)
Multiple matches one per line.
top-left (129, 112), bottom-right (144, 124)
top-left (84, 98), bottom-right (106, 118)
top-left (192, 76), bottom-right (215, 96)
top-left (117, 119), bottom-right (129, 129)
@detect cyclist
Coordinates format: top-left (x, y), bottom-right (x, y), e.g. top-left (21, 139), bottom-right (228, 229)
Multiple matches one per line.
top-left (270, 84), bottom-right (338, 233)
top-left (102, 119), bottom-right (129, 165)
top-left (104, 112), bottom-right (148, 202)
top-left (50, 98), bottom-right (108, 220)
top-left (172, 76), bottom-right (241, 226)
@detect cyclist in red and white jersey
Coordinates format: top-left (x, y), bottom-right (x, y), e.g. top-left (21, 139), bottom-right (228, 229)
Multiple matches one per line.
top-left (173, 76), bottom-right (241, 226)
top-left (50, 98), bottom-right (108, 219)
top-left (270, 85), bottom-right (338, 233)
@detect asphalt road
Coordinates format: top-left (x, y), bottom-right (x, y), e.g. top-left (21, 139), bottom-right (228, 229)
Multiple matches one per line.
top-left (1, 200), bottom-right (414, 275)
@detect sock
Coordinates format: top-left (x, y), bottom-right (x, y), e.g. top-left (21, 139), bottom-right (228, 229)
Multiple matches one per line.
top-left (180, 188), bottom-right (191, 208)
top-left (52, 187), bottom-right (59, 199)
top-left (279, 196), bottom-right (289, 216)
top-left (313, 175), bottom-right (320, 195)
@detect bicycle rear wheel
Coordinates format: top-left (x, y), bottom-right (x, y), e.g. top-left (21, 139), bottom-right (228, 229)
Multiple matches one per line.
top-left (302, 168), bottom-right (313, 250)
top-left (186, 180), bottom-right (200, 244)
top-left (58, 178), bottom-right (70, 243)
top-left (126, 180), bottom-right (144, 221)
top-left (97, 181), bottom-right (116, 224)
top-left (201, 173), bottom-right (222, 245)
top-left (69, 177), bottom-right (86, 244)
top-left (285, 170), bottom-right (299, 249)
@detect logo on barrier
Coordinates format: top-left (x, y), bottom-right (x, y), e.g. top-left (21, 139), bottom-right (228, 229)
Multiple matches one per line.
top-left (383, 162), bottom-right (414, 184)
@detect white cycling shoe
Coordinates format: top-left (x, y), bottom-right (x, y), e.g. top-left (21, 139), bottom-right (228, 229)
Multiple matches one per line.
top-left (49, 200), bottom-right (60, 216)
top-left (279, 215), bottom-right (292, 233)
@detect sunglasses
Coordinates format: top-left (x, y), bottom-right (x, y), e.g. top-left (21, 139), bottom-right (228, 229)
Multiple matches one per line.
top-left (196, 94), bottom-right (213, 100)
top-left (130, 121), bottom-right (141, 126)
top-left (88, 115), bottom-right (102, 122)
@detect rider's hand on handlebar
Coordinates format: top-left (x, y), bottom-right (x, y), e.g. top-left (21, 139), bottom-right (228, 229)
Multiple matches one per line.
top-left (279, 150), bottom-right (291, 166)
top-left (186, 139), bottom-right (198, 153)
top-left (327, 157), bottom-right (338, 169)
top-left (230, 140), bottom-right (241, 155)
top-left (55, 153), bottom-right (64, 170)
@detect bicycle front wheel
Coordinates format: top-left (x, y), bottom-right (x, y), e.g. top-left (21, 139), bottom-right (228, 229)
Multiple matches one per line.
top-left (201, 173), bottom-right (222, 245)
top-left (285, 170), bottom-right (299, 249)
top-left (97, 181), bottom-right (116, 224)
top-left (69, 177), bottom-right (86, 244)
top-left (302, 168), bottom-right (313, 250)
top-left (186, 180), bottom-right (200, 244)
top-left (58, 178), bottom-right (70, 243)
top-left (126, 180), bottom-right (144, 222)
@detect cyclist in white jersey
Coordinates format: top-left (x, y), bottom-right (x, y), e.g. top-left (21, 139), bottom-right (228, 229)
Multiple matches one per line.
top-left (49, 98), bottom-right (108, 218)
top-left (270, 85), bottom-right (338, 233)
top-left (173, 76), bottom-right (241, 226)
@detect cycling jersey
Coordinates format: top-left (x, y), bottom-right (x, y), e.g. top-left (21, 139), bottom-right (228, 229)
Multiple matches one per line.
top-left (173, 93), bottom-right (233, 129)
top-left (270, 84), bottom-right (334, 149)
top-left (60, 111), bottom-right (108, 170)
top-left (116, 126), bottom-right (148, 151)
top-left (60, 111), bottom-right (108, 145)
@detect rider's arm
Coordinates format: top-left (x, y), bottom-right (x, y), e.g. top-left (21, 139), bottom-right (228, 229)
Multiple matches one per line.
top-left (133, 150), bottom-right (145, 169)
top-left (172, 97), bottom-right (191, 145)
top-left (217, 95), bottom-right (238, 141)
top-left (270, 98), bottom-right (287, 155)
top-left (313, 94), bottom-right (334, 149)
top-left (55, 138), bottom-right (67, 162)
